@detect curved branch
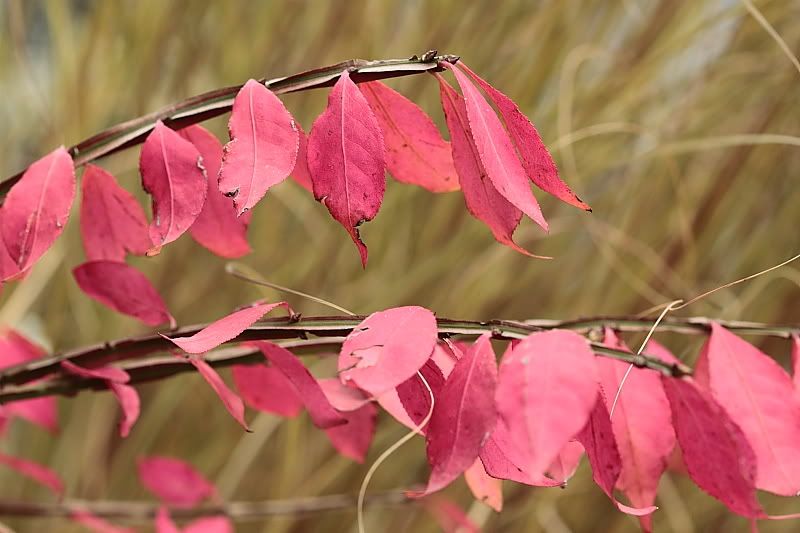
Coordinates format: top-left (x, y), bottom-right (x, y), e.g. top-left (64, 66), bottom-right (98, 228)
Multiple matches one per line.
top-left (0, 51), bottom-right (460, 200)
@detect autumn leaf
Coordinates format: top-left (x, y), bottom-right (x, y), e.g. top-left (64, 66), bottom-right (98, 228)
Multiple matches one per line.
top-left (190, 358), bottom-right (249, 430)
top-left (307, 70), bottom-right (385, 267)
top-left (233, 363), bottom-right (304, 418)
top-left (322, 401), bottom-right (377, 463)
top-left (219, 79), bottom-right (298, 215)
top-left (464, 458), bottom-right (503, 512)
top-left (0, 452), bottom-right (64, 495)
top-left (138, 456), bottom-right (217, 508)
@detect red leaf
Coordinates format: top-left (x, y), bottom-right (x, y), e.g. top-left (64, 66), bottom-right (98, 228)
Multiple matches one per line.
top-left (164, 301), bottom-right (289, 354)
top-left (155, 507), bottom-right (180, 533)
top-left (577, 397), bottom-right (656, 516)
top-left (307, 70), bottom-right (385, 267)
top-left (695, 323), bottom-right (800, 495)
top-left (421, 333), bottom-right (498, 494)
top-left (1, 147), bottom-right (75, 273)
top-left (437, 75), bottom-right (544, 258)
top-left (360, 81), bottom-right (458, 193)
top-left (479, 416), bottom-right (562, 487)
top-left (183, 517), bottom-right (233, 533)
top-left (219, 79), bottom-right (298, 214)
top-left (61, 361), bottom-right (140, 437)
top-left (661, 376), bottom-right (763, 518)
top-left (190, 358), bottom-right (248, 430)
top-left (597, 329), bottom-right (675, 527)
top-left (458, 63), bottom-right (589, 211)
top-left (443, 63), bottom-right (547, 231)
top-left (423, 496), bottom-right (480, 533)
top-left (793, 334), bottom-right (800, 396)
top-left (73, 260), bottom-right (174, 327)
top-left (254, 341), bottom-right (347, 429)
top-left (232, 363), bottom-right (304, 418)
top-left (396, 359), bottom-right (446, 432)
top-left (0, 452), bottom-right (63, 495)
top-left (323, 401), bottom-right (377, 463)
top-left (339, 306), bottom-right (437, 395)
top-left (0, 330), bottom-right (57, 432)
top-left (138, 456), bottom-right (217, 507)
top-left (80, 164), bottom-right (150, 261)
top-left (140, 121), bottom-right (206, 251)
top-left (290, 124), bottom-right (314, 192)
top-left (319, 378), bottom-right (370, 412)
top-left (178, 125), bottom-right (251, 258)
top-left (548, 441), bottom-right (584, 483)
top-left (496, 330), bottom-right (598, 478)
top-left (464, 458), bottom-right (503, 512)
top-left (71, 511), bottom-right (134, 533)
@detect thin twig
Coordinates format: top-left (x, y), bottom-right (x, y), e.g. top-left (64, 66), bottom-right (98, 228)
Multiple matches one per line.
top-left (0, 491), bottom-right (410, 524)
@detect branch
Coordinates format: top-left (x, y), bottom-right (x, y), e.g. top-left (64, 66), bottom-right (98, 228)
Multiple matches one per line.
top-left (0, 50), bottom-right (459, 200)
top-left (0, 491), bottom-right (410, 524)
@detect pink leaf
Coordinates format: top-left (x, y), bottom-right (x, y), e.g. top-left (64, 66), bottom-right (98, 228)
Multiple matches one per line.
top-left (183, 517), bottom-right (233, 533)
top-left (421, 333), bottom-right (498, 495)
top-left (71, 511), bottom-right (135, 533)
top-left (110, 383), bottom-right (140, 438)
top-left (661, 376), bottom-right (763, 518)
top-left (431, 341), bottom-right (459, 378)
top-left (219, 79), bottom-right (298, 214)
top-left (0, 452), bottom-right (63, 495)
top-left (254, 341), bottom-right (347, 429)
top-left (140, 121), bottom-right (206, 251)
top-left (576, 397), bottom-right (657, 516)
top-left (458, 63), bottom-right (590, 211)
top-left (164, 301), bottom-right (289, 354)
top-left (423, 496), bottom-right (480, 533)
top-left (138, 456), bottom-right (217, 508)
top-left (323, 401), bottom-right (377, 463)
top-left (338, 306), bottom-right (437, 395)
top-left (190, 358), bottom-right (248, 430)
top-left (496, 330), bottom-right (598, 478)
top-left (73, 260), bottom-right (174, 327)
top-left (155, 507), bottom-right (181, 533)
top-left (695, 323), bottom-right (800, 495)
top-left (437, 75), bottom-right (544, 258)
top-left (793, 334), bottom-right (800, 396)
top-left (232, 363), bottom-right (304, 418)
top-left (443, 63), bottom-right (547, 231)
top-left (1, 146), bottom-right (75, 273)
top-left (79, 164), bottom-right (151, 261)
top-left (479, 416), bottom-right (562, 487)
top-left (307, 70), bottom-right (385, 267)
top-left (319, 378), bottom-right (371, 412)
top-left (61, 360), bottom-right (130, 383)
top-left (597, 329), bottom-right (675, 527)
top-left (464, 458), bottom-right (503, 512)
top-left (548, 441), bottom-right (584, 483)
top-left (360, 81), bottom-right (458, 193)
top-left (178, 125), bottom-right (251, 258)
top-left (290, 124), bottom-right (314, 192)
top-left (395, 359), bottom-right (446, 432)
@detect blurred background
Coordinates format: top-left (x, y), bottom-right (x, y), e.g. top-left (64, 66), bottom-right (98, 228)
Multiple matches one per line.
top-left (0, 0), bottom-right (799, 531)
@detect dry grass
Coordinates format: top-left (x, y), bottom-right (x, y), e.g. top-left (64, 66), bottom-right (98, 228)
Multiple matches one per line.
top-left (0, 0), bottom-right (798, 531)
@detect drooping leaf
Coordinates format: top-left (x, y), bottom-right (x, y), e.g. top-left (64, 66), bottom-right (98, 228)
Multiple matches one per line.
top-left (219, 79), bottom-right (298, 215)
top-left (548, 441), bottom-right (584, 483)
top-left (661, 376), bottom-right (763, 518)
top-left (137, 456), bottom-right (217, 508)
top-left (60, 361), bottom-right (140, 437)
top-left (458, 63), bottom-right (590, 210)
top-left (395, 359), bottom-right (446, 432)
top-left (253, 341), bottom-right (347, 429)
top-left (290, 123), bottom-right (314, 192)
top-left (73, 260), bottom-right (175, 327)
top-left (232, 363), bottom-right (304, 418)
top-left (0, 453), bottom-right (64, 495)
top-left (437, 75), bottom-right (544, 258)
top-left (443, 63), bottom-right (547, 231)
top-left (423, 496), bottom-right (480, 533)
top-left (79, 164), bottom-right (151, 261)
top-left (319, 378), bottom-right (371, 412)
top-left (178, 125), bottom-right (251, 258)
top-left (339, 306), bottom-right (437, 395)
top-left (155, 507), bottom-right (181, 533)
top-left (140, 121), bottom-right (206, 251)
top-left (360, 80), bottom-right (458, 192)
top-left (190, 358), bottom-right (248, 430)
top-left (431, 341), bottom-right (460, 378)
top-left (576, 396), bottom-right (657, 516)
top-left (597, 329), bottom-right (675, 528)
top-left (793, 334), bottom-right (800, 395)
top-left (323, 401), bottom-right (377, 463)
top-left (182, 516), bottom-right (233, 533)
top-left (71, 511), bottom-right (134, 533)
top-left (164, 301), bottom-right (289, 354)
top-left (464, 458), bottom-right (503, 512)
top-left (695, 323), bottom-right (800, 496)
top-left (1, 146), bottom-right (75, 274)
top-left (307, 70), bottom-right (385, 267)
top-left (421, 333), bottom-right (498, 495)
top-left (0, 330), bottom-right (57, 432)
top-left (496, 330), bottom-right (598, 478)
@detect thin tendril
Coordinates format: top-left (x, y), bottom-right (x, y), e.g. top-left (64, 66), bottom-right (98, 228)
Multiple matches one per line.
top-left (225, 262), bottom-right (356, 316)
top-left (357, 371), bottom-right (434, 533)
